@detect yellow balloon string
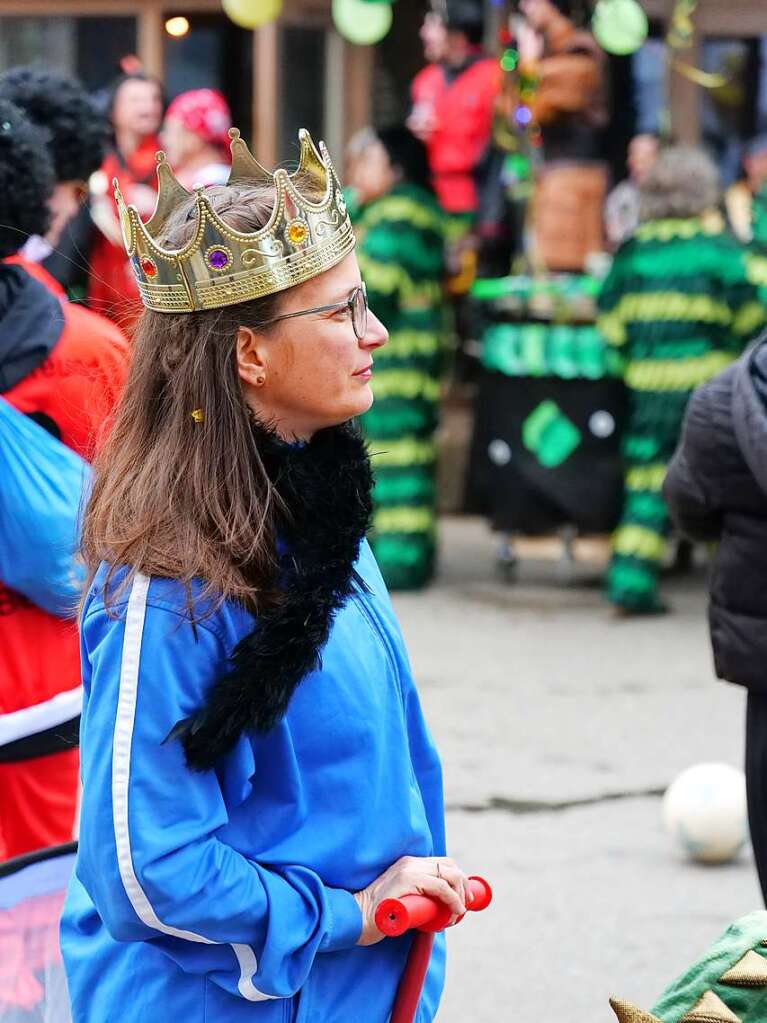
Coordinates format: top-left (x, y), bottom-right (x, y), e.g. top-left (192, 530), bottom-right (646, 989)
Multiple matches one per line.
top-left (666, 0), bottom-right (729, 90)
top-left (672, 60), bottom-right (729, 89)
top-left (667, 0), bottom-right (696, 50)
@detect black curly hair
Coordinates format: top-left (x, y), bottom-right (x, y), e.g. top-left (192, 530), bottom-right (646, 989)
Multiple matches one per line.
top-left (444, 1), bottom-right (484, 45)
top-left (0, 66), bottom-right (108, 183)
top-left (0, 98), bottom-right (54, 258)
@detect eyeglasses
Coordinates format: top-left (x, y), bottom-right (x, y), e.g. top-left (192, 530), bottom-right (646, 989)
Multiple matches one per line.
top-left (261, 282), bottom-right (368, 340)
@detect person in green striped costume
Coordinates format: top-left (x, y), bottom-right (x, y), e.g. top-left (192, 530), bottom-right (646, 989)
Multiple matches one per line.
top-left (347, 126), bottom-right (446, 589)
top-left (746, 183), bottom-right (767, 304)
top-left (598, 146), bottom-right (765, 614)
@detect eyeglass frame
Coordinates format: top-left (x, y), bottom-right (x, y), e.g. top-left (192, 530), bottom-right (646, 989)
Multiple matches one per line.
top-left (260, 282), bottom-right (368, 340)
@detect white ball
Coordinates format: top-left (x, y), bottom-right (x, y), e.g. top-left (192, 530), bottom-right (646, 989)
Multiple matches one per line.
top-left (589, 410), bottom-right (616, 438)
top-left (662, 763), bottom-right (748, 864)
top-left (488, 439), bottom-right (512, 466)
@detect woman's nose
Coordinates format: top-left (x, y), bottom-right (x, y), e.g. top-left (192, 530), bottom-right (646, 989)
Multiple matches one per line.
top-left (362, 310), bottom-right (388, 350)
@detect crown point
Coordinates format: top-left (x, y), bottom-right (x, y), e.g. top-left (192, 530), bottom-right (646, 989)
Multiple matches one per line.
top-left (156, 150), bottom-right (167, 164)
top-left (112, 177), bottom-right (120, 190)
top-left (229, 127), bottom-right (241, 141)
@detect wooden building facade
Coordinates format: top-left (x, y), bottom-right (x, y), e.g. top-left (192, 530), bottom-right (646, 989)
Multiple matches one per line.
top-left (0, 1), bottom-right (765, 168)
top-left (0, 0), bottom-right (378, 167)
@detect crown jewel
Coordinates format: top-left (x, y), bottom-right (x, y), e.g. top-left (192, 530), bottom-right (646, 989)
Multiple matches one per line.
top-left (114, 128), bottom-right (355, 314)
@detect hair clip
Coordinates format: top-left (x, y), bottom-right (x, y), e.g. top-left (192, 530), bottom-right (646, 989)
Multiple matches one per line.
top-left (191, 408), bottom-right (205, 424)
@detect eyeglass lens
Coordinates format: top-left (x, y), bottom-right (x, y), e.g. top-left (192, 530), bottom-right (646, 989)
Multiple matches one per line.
top-left (352, 286), bottom-right (368, 339)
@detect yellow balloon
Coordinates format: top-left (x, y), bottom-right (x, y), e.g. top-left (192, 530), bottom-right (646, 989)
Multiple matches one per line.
top-left (222, 0), bottom-right (282, 30)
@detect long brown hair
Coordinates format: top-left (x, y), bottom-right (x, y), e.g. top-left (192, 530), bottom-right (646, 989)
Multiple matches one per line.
top-left (82, 183), bottom-right (291, 614)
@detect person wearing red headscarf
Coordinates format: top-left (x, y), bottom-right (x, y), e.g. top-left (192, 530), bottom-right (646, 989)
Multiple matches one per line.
top-left (161, 89), bottom-right (232, 190)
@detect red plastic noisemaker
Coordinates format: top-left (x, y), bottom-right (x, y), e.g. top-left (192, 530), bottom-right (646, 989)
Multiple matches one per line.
top-left (375, 875), bottom-right (493, 1023)
top-left (375, 875), bottom-right (493, 936)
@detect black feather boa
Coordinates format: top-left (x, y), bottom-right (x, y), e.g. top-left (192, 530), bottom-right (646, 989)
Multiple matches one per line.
top-left (179, 421), bottom-right (373, 771)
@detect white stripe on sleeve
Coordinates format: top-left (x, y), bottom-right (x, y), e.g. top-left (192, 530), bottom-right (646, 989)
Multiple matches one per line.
top-left (111, 572), bottom-right (275, 1002)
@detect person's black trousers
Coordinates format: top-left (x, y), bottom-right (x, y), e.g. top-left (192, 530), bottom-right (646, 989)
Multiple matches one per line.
top-left (746, 690), bottom-right (767, 905)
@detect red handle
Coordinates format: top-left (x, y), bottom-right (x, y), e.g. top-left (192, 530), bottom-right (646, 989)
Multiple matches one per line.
top-left (375, 875), bottom-right (492, 937)
top-left (390, 932), bottom-right (435, 1023)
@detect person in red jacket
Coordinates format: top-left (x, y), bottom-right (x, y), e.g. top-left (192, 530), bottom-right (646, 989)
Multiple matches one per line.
top-left (88, 68), bottom-right (163, 329)
top-left (409, 2), bottom-right (501, 218)
top-left (0, 90), bottom-right (129, 862)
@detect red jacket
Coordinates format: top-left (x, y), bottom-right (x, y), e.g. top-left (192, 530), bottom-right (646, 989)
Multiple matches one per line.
top-left (88, 137), bottom-right (159, 329)
top-left (411, 57), bottom-right (502, 215)
top-left (0, 260), bottom-right (129, 724)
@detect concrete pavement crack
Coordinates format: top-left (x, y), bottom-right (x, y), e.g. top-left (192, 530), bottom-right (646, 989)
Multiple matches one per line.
top-left (446, 787), bottom-right (666, 814)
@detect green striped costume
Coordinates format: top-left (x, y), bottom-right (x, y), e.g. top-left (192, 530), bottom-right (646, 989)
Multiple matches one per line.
top-left (746, 184), bottom-right (767, 305)
top-left (351, 183), bottom-right (446, 590)
top-left (598, 216), bottom-right (765, 612)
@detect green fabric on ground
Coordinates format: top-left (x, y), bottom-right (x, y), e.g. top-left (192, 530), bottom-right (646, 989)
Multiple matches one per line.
top-left (651, 912), bottom-right (767, 1023)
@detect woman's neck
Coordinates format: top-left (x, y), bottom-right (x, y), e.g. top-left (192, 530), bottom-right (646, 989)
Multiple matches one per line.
top-left (246, 398), bottom-right (315, 445)
top-left (115, 126), bottom-right (142, 161)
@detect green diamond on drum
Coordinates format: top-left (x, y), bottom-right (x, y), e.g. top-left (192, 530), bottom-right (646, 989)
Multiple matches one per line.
top-left (522, 400), bottom-right (581, 468)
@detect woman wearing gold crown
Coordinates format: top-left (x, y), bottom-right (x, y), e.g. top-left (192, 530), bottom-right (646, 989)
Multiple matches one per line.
top-left (60, 128), bottom-right (468, 1022)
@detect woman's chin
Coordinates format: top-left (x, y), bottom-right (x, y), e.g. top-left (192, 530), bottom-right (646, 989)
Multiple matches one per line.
top-left (347, 385), bottom-right (375, 419)
top-left (304, 394), bottom-right (374, 433)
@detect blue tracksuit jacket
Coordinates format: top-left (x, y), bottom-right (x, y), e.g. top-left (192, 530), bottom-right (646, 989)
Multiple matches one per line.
top-left (61, 540), bottom-right (446, 1022)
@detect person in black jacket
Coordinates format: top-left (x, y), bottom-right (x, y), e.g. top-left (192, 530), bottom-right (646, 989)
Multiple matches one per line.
top-left (664, 332), bottom-right (767, 902)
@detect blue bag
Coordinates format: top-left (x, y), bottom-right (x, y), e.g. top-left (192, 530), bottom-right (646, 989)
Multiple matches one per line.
top-left (0, 842), bottom-right (76, 1022)
top-left (0, 397), bottom-right (92, 617)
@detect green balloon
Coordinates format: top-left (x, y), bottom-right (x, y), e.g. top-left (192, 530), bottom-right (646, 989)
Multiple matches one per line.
top-left (332, 0), bottom-right (393, 44)
top-left (592, 0), bottom-right (648, 56)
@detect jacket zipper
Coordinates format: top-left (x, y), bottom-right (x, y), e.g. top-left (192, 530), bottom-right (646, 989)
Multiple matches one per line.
top-left (350, 583), bottom-right (427, 804)
top-left (351, 582), bottom-right (406, 706)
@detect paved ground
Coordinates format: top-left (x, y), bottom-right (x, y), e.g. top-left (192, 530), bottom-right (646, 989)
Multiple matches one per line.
top-left (392, 517), bottom-right (760, 1023)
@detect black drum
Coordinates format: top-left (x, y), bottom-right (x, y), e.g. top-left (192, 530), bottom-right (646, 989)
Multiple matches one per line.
top-left (465, 275), bottom-right (626, 536)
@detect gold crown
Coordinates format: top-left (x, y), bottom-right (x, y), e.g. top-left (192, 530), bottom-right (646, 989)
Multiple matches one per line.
top-left (114, 128), bottom-right (355, 314)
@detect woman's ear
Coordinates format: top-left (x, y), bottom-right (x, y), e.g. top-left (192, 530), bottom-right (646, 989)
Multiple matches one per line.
top-left (236, 326), bottom-right (267, 388)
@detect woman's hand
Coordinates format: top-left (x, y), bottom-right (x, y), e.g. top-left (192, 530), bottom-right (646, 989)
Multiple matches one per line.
top-left (353, 856), bottom-right (473, 946)
top-left (407, 102), bottom-right (438, 143)
top-left (516, 21), bottom-right (544, 65)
